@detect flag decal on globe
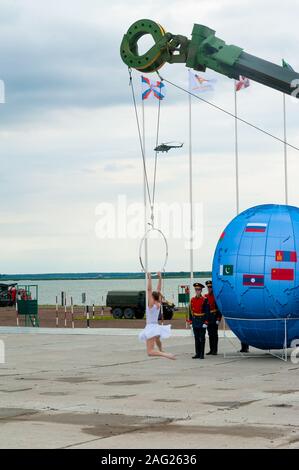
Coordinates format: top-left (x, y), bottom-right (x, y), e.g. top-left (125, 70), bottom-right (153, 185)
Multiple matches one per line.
top-left (219, 231), bottom-right (225, 241)
top-left (271, 268), bottom-right (294, 281)
top-left (275, 250), bottom-right (297, 262)
top-left (220, 265), bottom-right (233, 276)
top-left (245, 223), bottom-right (267, 233)
top-left (243, 274), bottom-right (264, 286)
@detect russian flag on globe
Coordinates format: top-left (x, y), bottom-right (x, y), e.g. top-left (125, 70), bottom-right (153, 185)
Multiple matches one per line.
top-left (219, 231), bottom-right (225, 241)
top-left (243, 274), bottom-right (264, 286)
top-left (275, 250), bottom-right (297, 262)
top-left (245, 223), bottom-right (267, 233)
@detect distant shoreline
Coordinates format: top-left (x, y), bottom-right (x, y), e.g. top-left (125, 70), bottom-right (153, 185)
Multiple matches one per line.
top-left (0, 272), bottom-right (212, 282)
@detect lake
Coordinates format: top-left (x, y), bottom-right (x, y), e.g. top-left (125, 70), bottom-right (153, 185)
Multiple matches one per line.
top-left (7, 277), bottom-right (210, 306)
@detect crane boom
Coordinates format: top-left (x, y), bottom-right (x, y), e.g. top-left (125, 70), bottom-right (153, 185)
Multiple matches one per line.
top-left (120, 19), bottom-right (299, 96)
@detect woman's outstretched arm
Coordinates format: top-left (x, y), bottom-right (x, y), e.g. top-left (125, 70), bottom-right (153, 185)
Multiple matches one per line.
top-left (147, 273), bottom-right (153, 307)
top-left (157, 271), bottom-right (162, 295)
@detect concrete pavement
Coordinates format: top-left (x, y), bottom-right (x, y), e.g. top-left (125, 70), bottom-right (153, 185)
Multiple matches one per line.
top-left (0, 331), bottom-right (298, 448)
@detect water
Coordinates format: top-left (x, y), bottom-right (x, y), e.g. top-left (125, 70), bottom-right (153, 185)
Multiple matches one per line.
top-left (6, 277), bottom-right (210, 305)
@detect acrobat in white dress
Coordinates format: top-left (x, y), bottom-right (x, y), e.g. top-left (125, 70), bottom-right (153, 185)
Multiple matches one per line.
top-left (138, 304), bottom-right (172, 342)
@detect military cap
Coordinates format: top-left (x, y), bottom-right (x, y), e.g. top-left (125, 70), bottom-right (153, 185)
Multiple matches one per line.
top-left (205, 280), bottom-right (212, 287)
top-left (193, 282), bottom-right (204, 289)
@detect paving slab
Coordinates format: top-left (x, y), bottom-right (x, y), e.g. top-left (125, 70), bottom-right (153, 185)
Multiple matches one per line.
top-left (0, 332), bottom-right (298, 449)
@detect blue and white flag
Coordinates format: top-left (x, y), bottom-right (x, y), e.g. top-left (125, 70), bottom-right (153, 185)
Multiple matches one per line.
top-left (188, 70), bottom-right (217, 93)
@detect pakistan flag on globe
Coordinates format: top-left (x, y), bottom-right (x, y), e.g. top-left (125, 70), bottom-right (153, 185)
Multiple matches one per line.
top-left (212, 204), bottom-right (299, 350)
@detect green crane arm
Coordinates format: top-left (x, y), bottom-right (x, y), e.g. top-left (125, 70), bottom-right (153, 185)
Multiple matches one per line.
top-left (120, 19), bottom-right (299, 97)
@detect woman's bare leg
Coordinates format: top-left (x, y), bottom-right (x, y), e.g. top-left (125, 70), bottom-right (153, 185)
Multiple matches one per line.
top-left (155, 337), bottom-right (163, 352)
top-left (146, 337), bottom-right (176, 360)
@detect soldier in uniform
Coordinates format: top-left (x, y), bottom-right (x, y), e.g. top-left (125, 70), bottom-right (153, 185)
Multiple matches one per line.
top-left (204, 280), bottom-right (222, 355)
top-left (189, 282), bottom-right (210, 359)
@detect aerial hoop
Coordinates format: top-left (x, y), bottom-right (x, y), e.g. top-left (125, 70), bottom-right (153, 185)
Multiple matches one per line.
top-left (139, 226), bottom-right (168, 274)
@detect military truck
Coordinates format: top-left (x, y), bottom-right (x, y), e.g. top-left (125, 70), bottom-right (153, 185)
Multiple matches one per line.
top-left (106, 290), bottom-right (175, 320)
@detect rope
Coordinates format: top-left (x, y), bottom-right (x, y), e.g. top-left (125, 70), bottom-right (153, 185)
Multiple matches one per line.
top-left (129, 68), bottom-right (163, 226)
top-left (129, 69), bottom-right (168, 275)
top-left (152, 96), bottom-right (162, 212)
top-left (128, 68), bottom-right (152, 207)
top-left (157, 72), bottom-right (299, 153)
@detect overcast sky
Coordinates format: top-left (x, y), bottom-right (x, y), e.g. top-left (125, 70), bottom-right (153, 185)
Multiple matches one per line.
top-left (0, 0), bottom-right (299, 274)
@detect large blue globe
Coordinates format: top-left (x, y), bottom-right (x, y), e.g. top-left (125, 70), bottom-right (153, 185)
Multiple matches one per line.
top-left (212, 204), bottom-right (299, 350)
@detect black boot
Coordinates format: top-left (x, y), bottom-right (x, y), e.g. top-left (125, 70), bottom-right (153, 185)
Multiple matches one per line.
top-left (240, 342), bottom-right (249, 353)
top-left (207, 333), bottom-right (213, 355)
top-left (199, 340), bottom-right (206, 359)
top-left (192, 328), bottom-right (201, 358)
top-left (212, 335), bottom-right (218, 355)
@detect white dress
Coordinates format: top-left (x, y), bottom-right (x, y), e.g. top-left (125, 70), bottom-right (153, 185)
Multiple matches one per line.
top-left (138, 304), bottom-right (172, 342)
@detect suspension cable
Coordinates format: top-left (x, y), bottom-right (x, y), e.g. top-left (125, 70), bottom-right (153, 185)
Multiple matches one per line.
top-left (129, 68), bottom-right (163, 226)
top-left (152, 94), bottom-right (162, 212)
top-left (157, 72), bottom-right (299, 153)
top-left (128, 68), bottom-right (152, 207)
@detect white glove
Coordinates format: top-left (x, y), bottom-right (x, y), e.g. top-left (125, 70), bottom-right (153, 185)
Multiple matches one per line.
top-left (216, 321), bottom-right (220, 325)
top-left (203, 324), bottom-right (208, 329)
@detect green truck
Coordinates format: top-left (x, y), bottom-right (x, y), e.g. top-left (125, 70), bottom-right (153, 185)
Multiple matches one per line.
top-left (106, 290), bottom-right (175, 320)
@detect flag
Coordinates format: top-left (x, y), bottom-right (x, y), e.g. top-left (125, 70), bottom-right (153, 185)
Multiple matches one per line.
top-left (236, 76), bottom-right (250, 92)
top-left (271, 268), bottom-right (294, 281)
top-left (282, 59), bottom-right (294, 72)
top-left (189, 70), bottom-right (216, 93)
top-left (220, 265), bottom-right (233, 276)
top-left (243, 274), bottom-right (264, 286)
top-left (141, 76), bottom-right (165, 100)
top-left (219, 231), bottom-right (225, 241)
top-left (245, 223), bottom-right (267, 233)
top-left (275, 250), bottom-right (297, 262)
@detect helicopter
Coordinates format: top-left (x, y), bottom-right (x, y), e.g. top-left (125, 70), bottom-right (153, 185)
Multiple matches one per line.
top-left (154, 142), bottom-right (184, 153)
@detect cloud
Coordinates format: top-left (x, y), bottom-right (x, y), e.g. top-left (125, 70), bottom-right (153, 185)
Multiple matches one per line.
top-left (0, 0), bottom-right (298, 272)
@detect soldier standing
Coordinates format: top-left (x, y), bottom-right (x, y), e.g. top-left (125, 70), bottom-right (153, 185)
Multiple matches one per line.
top-left (204, 280), bottom-right (222, 355)
top-left (189, 282), bottom-right (210, 359)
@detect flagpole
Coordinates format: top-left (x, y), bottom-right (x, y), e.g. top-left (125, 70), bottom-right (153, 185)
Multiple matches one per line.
top-left (234, 81), bottom-right (240, 215)
top-left (283, 93), bottom-right (288, 205)
top-left (142, 98), bottom-right (149, 309)
top-left (188, 77), bottom-right (194, 287)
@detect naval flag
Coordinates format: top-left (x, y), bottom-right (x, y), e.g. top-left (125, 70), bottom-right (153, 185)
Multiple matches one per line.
top-left (141, 76), bottom-right (165, 100)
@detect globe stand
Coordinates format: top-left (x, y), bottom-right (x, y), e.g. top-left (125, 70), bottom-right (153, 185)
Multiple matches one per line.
top-left (268, 318), bottom-right (288, 362)
top-left (222, 317), bottom-right (291, 362)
